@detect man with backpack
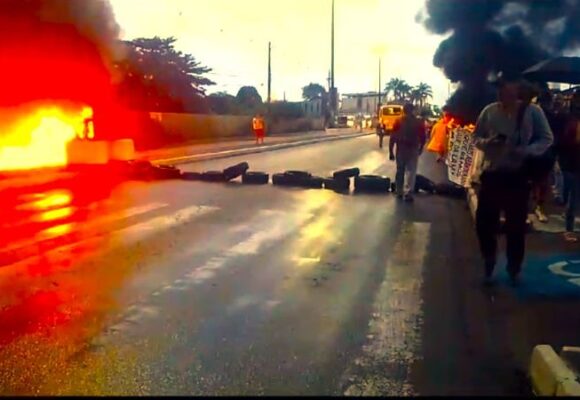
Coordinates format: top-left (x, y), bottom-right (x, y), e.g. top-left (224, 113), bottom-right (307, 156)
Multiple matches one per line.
top-left (390, 103), bottom-right (426, 202)
top-left (473, 72), bottom-right (553, 286)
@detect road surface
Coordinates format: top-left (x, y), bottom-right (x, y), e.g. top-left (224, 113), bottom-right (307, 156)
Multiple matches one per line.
top-left (0, 135), bottom-right (577, 395)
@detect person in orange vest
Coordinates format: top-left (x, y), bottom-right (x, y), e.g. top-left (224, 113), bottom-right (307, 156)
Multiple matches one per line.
top-left (252, 113), bottom-right (266, 145)
top-left (427, 108), bottom-right (452, 162)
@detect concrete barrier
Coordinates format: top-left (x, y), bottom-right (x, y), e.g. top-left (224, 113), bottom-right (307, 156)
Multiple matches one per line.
top-left (131, 112), bottom-right (325, 150)
top-left (530, 345), bottom-right (580, 396)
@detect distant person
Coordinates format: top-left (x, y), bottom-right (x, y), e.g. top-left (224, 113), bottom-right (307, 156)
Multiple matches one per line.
top-left (560, 91), bottom-right (580, 242)
top-left (390, 103), bottom-right (426, 202)
top-left (252, 113), bottom-right (265, 145)
top-left (473, 73), bottom-right (553, 286)
top-left (535, 91), bottom-right (567, 221)
top-left (427, 108), bottom-right (452, 162)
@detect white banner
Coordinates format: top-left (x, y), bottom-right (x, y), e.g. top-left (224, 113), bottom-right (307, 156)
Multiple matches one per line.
top-left (446, 128), bottom-right (476, 187)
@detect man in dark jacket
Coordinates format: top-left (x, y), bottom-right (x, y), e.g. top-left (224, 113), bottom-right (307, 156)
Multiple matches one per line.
top-left (390, 103), bottom-right (426, 202)
top-left (473, 73), bottom-right (553, 286)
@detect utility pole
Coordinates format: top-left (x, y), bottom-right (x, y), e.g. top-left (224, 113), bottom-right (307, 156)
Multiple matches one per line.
top-left (329, 0), bottom-right (337, 123)
top-left (267, 42), bottom-right (272, 105)
top-left (377, 57), bottom-right (382, 116)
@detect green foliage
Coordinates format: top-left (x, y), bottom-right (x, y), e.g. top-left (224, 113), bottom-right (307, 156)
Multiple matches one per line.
top-left (302, 83), bottom-right (327, 101)
top-left (116, 36), bottom-right (215, 113)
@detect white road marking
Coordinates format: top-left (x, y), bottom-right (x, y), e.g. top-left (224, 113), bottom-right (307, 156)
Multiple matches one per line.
top-left (343, 222), bottom-right (431, 396)
top-left (116, 205), bottom-right (218, 244)
top-left (3, 202), bottom-right (168, 253)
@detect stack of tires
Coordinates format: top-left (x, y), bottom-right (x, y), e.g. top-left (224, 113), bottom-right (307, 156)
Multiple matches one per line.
top-left (323, 168), bottom-right (360, 193)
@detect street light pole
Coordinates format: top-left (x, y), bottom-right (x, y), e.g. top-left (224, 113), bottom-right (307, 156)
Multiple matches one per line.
top-left (378, 57), bottom-right (382, 115)
top-left (330, 0), bottom-right (337, 122)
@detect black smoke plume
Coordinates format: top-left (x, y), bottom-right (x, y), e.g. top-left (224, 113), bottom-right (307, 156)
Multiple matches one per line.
top-left (422, 0), bottom-right (580, 123)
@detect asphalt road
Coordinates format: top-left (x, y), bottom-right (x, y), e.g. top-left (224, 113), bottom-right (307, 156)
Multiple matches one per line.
top-left (0, 134), bottom-right (575, 395)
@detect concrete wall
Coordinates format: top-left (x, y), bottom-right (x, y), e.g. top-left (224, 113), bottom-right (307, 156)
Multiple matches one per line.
top-left (133, 112), bottom-right (325, 149)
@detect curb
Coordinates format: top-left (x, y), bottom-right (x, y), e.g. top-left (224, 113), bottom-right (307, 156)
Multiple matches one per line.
top-left (530, 345), bottom-right (580, 396)
top-left (150, 132), bottom-right (373, 165)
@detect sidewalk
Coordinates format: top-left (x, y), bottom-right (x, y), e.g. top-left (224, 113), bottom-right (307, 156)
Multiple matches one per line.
top-left (139, 128), bottom-right (368, 164)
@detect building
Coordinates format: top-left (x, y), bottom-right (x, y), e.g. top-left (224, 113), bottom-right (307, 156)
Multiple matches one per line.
top-left (340, 92), bottom-right (385, 115)
top-left (301, 98), bottom-right (324, 117)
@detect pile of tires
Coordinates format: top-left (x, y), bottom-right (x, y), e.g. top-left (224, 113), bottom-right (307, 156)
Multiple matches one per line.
top-left (323, 167), bottom-right (360, 193)
top-left (272, 171), bottom-right (323, 189)
top-left (354, 175), bottom-right (391, 194)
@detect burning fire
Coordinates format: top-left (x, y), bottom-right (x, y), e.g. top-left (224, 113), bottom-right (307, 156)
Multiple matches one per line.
top-left (0, 103), bottom-right (93, 172)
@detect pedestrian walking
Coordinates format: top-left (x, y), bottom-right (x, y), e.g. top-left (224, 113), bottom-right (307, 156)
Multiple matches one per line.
top-left (427, 108), bottom-right (451, 162)
top-left (252, 113), bottom-right (266, 145)
top-left (560, 91), bottom-right (580, 242)
top-left (473, 72), bottom-right (553, 286)
top-left (390, 103), bottom-right (426, 203)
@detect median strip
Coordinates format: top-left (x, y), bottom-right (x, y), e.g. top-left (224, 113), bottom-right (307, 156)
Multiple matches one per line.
top-left (151, 132), bottom-right (372, 165)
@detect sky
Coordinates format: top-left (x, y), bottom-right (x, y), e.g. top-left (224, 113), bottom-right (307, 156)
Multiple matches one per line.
top-left (109, 0), bottom-right (452, 106)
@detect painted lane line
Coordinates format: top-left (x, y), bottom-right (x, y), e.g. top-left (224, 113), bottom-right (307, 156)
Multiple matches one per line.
top-left (116, 205), bottom-right (219, 244)
top-left (2, 202), bottom-right (169, 254)
top-left (343, 222), bottom-right (431, 396)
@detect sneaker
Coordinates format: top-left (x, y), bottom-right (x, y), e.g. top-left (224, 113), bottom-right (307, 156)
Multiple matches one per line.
top-left (404, 194), bottom-right (414, 203)
top-left (534, 206), bottom-right (548, 223)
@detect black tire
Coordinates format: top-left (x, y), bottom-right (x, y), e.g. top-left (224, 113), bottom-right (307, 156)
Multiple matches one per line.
top-left (223, 162), bottom-right (250, 181)
top-left (299, 176), bottom-right (324, 189)
top-left (434, 182), bottom-right (466, 198)
top-left (151, 166), bottom-right (182, 180)
top-left (415, 174), bottom-right (436, 194)
top-left (323, 176), bottom-right (350, 192)
top-left (201, 171), bottom-right (226, 182)
top-left (284, 170), bottom-right (311, 179)
top-left (182, 171), bottom-right (203, 181)
top-left (242, 171), bottom-right (269, 185)
top-left (354, 175), bottom-right (391, 193)
top-left (333, 167), bottom-right (360, 180)
top-left (272, 173), bottom-right (291, 186)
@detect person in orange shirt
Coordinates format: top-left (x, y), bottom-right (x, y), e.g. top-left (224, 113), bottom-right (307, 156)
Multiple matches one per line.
top-left (427, 108), bottom-right (452, 162)
top-left (252, 113), bottom-right (266, 145)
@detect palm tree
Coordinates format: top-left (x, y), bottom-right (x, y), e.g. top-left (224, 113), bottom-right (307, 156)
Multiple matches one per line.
top-left (414, 82), bottom-right (433, 108)
top-left (384, 78), bottom-right (411, 103)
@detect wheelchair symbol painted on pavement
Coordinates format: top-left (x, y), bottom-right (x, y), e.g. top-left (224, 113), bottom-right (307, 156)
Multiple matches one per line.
top-left (548, 259), bottom-right (580, 287)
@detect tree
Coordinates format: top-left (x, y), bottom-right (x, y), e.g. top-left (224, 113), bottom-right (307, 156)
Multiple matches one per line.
top-left (236, 86), bottom-right (263, 111)
top-left (414, 82), bottom-right (433, 108)
top-left (207, 91), bottom-right (239, 115)
top-left (302, 83), bottom-right (327, 101)
top-left (116, 36), bottom-right (215, 113)
top-left (385, 78), bottom-right (411, 102)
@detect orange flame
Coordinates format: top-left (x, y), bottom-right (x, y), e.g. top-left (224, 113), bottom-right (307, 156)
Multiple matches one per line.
top-left (0, 102), bottom-right (93, 172)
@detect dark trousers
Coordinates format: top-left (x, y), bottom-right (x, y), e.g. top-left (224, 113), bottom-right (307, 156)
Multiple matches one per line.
top-left (476, 171), bottom-right (530, 275)
top-left (378, 133), bottom-right (385, 148)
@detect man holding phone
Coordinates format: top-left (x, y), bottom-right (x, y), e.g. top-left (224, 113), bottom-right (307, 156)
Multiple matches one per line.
top-left (473, 72), bottom-right (553, 286)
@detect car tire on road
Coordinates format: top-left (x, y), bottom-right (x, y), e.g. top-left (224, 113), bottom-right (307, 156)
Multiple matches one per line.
top-left (299, 176), bottom-right (324, 189)
top-left (201, 171), bottom-right (226, 183)
top-left (151, 165), bottom-right (182, 180)
top-left (272, 173), bottom-right (292, 186)
top-left (182, 171), bottom-right (203, 181)
top-left (333, 167), bottom-right (360, 180)
top-left (284, 170), bottom-right (312, 179)
top-left (354, 175), bottom-right (391, 193)
top-left (242, 171), bottom-right (269, 185)
top-left (323, 176), bottom-right (350, 192)
top-left (223, 162), bottom-right (250, 181)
